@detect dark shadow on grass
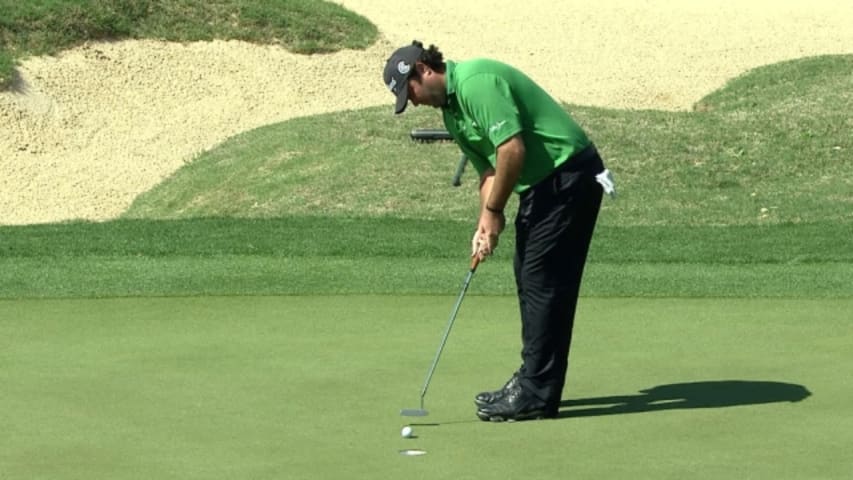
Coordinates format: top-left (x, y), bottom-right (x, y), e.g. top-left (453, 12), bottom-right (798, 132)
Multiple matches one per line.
top-left (558, 380), bottom-right (811, 419)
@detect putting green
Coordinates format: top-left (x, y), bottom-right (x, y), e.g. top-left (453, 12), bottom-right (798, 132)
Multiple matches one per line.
top-left (1, 296), bottom-right (850, 479)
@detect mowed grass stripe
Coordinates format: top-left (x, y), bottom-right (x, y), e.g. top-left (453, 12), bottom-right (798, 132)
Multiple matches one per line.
top-left (2, 217), bottom-right (851, 298)
top-left (3, 218), bottom-right (851, 264)
top-left (1, 256), bottom-right (850, 299)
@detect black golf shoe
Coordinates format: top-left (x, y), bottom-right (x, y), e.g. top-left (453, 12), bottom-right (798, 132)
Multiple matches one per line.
top-left (474, 372), bottom-right (520, 407)
top-left (476, 383), bottom-right (558, 422)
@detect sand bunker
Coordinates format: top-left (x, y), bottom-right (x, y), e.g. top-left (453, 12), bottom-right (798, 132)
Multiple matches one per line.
top-left (1, 0), bottom-right (851, 225)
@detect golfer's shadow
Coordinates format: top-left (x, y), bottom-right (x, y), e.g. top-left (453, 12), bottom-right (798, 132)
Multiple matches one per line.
top-left (558, 380), bottom-right (811, 418)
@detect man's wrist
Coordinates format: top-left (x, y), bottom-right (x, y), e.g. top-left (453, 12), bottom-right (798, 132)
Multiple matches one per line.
top-left (485, 204), bottom-right (504, 214)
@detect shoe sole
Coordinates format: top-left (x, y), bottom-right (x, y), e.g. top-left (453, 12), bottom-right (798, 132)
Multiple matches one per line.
top-left (476, 409), bottom-right (552, 422)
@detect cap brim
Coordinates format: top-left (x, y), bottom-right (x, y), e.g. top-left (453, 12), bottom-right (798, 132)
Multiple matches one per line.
top-left (394, 86), bottom-right (409, 114)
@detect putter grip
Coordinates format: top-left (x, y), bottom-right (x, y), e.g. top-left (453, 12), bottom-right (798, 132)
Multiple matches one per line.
top-left (470, 256), bottom-right (480, 271)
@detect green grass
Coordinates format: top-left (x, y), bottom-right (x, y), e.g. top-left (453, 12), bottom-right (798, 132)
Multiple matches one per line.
top-left (1, 218), bottom-right (852, 298)
top-left (0, 0), bottom-right (377, 88)
top-left (2, 296), bottom-right (851, 479)
top-left (5, 217), bottom-right (853, 264)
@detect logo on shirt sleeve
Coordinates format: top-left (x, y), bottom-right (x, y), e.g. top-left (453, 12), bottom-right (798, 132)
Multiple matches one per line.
top-left (488, 120), bottom-right (507, 135)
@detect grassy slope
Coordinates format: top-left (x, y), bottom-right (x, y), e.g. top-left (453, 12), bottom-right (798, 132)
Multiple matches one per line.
top-left (123, 54), bottom-right (853, 227)
top-left (0, 0), bottom-right (377, 88)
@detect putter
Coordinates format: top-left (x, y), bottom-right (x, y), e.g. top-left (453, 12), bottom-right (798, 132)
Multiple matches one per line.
top-left (401, 256), bottom-right (481, 417)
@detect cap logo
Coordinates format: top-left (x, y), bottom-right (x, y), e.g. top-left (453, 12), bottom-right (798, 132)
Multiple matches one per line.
top-left (387, 77), bottom-right (398, 93)
top-left (397, 61), bottom-right (411, 75)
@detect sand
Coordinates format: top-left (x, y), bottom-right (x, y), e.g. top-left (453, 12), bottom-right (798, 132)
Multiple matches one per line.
top-left (1, 0), bottom-right (851, 225)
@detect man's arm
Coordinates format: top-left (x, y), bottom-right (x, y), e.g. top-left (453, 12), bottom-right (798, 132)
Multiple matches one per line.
top-left (472, 134), bottom-right (525, 260)
top-left (486, 134), bottom-right (525, 212)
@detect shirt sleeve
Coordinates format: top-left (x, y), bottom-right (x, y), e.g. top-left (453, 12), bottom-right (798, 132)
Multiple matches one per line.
top-left (457, 74), bottom-right (522, 148)
top-left (458, 143), bottom-right (492, 177)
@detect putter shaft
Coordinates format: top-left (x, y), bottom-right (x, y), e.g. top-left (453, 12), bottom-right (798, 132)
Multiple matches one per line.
top-left (417, 257), bottom-right (480, 407)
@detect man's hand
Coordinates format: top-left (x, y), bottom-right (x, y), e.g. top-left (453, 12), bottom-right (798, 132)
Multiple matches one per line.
top-left (471, 209), bottom-right (505, 261)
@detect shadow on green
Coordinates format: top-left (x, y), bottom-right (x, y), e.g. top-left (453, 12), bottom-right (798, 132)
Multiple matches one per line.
top-left (559, 380), bottom-right (811, 418)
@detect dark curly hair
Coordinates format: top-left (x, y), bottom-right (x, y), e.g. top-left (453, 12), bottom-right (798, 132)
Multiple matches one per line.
top-left (412, 40), bottom-right (446, 73)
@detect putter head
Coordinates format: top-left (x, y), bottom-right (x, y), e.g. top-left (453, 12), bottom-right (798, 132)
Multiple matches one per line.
top-left (400, 408), bottom-right (429, 417)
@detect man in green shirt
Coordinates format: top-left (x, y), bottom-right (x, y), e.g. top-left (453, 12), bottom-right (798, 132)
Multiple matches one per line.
top-left (384, 40), bottom-right (614, 421)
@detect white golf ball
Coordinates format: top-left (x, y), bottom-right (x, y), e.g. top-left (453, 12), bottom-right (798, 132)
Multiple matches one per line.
top-left (401, 426), bottom-right (414, 438)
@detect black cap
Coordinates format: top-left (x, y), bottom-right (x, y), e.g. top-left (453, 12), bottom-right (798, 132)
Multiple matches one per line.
top-left (383, 44), bottom-right (423, 114)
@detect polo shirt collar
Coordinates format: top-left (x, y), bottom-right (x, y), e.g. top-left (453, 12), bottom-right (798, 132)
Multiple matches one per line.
top-left (443, 60), bottom-right (459, 110)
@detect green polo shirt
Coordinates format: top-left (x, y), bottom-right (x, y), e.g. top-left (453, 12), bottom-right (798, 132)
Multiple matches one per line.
top-left (442, 59), bottom-right (591, 193)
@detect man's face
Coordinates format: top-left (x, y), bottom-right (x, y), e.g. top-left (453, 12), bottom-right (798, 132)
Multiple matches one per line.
top-left (406, 63), bottom-right (446, 109)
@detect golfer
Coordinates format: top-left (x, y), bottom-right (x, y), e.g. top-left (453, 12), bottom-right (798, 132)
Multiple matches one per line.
top-left (384, 41), bottom-right (614, 421)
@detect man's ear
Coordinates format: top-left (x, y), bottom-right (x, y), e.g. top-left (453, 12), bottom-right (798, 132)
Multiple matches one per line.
top-left (416, 62), bottom-right (430, 77)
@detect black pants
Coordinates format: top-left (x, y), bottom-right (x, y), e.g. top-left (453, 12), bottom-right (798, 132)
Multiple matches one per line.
top-left (514, 144), bottom-right (604, 406)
